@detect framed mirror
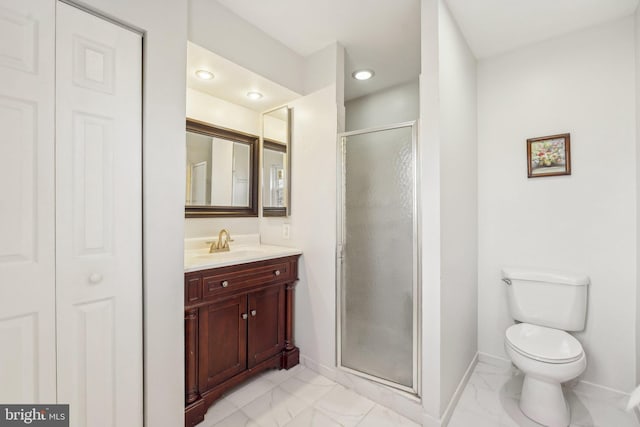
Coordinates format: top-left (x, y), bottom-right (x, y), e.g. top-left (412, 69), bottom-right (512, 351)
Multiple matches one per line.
top-left (185, 119), bottom-right (259, 217)
top-left (262, 107), bottom-right (291, 217)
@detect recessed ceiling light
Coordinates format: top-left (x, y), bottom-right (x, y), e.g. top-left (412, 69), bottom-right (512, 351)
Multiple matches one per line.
top-left (352, 69), bottom-right (374, 80)
top-left (246, 91), bottom-right (263, 100)
top-left (195, 69), bottom-right (214, 80)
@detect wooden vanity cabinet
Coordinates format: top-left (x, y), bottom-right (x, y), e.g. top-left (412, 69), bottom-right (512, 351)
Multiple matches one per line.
top-left (185, 255), bottom-right (300, 427)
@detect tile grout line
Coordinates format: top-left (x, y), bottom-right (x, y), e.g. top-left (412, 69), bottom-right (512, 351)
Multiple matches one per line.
top-left (239, 379), bottom-right (318, 427)
top-left (353, 403), bottom-right (378, 427)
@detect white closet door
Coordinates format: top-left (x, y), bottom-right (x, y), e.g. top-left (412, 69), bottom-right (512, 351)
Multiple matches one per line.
top-left (55, 3), bottom-right (142, 426)
top-left (0, 0), bottom-right (57, 404)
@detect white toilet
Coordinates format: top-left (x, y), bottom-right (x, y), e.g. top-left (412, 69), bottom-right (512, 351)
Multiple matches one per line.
top-left (502, 268), bottom-right (589, 427)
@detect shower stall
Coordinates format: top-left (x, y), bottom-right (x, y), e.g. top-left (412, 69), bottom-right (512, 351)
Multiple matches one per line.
top-left (337, 121), bottom-right (420, 395)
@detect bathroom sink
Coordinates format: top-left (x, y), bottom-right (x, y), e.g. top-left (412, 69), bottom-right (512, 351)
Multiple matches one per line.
top-left (184, 244), bottom-right (302, 271)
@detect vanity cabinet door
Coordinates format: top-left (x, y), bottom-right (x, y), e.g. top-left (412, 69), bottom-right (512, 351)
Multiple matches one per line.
top-left (247, 286), bottom-right (285, 368)
top-left (198, 295), bottom-right (248, 392)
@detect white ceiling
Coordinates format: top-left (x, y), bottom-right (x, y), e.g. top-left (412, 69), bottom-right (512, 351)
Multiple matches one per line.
top-left (187, 42), bottom-right (301, 112)
top-left (216, 0), bottom-right (421, 101)
top-left (194, 1), bottom-right (638, 103)
top-left (446, 0), bottom-right (639, 59)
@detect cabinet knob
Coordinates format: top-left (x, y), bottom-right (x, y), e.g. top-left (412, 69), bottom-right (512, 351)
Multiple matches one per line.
top-left (250, 309), bottom-right (257, 317)
top-left (221, 280), bottom-right (229, 288)
top-left (241, 313), bottom-right (248, 320)
top-left (88, 273), bottom-right (103, 284)
top-left (274, 270), bottom-right (281, 276)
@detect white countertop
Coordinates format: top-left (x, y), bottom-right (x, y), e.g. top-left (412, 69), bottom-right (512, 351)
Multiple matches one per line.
top-left (184, 234), bottom-right (302, 272)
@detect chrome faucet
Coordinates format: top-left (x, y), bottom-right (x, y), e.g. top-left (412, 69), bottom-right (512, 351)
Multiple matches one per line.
top-left (209, 229), bottom-right (231, 253)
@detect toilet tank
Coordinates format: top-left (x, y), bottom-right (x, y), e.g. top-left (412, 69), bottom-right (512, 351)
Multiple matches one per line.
top-left (502, 267), bottom-right (589, 331)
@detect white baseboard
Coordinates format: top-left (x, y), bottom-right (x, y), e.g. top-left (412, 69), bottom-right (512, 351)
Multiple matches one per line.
top-left (477, 351), bottom-right (636, 415)
top-left (573, 379), bottom-right (632, 399)
top-left (573, 381), bottom-right (638, 425)
top-left (422, 411), bottom-right (442, 427)
top-left (440, 352), bottom-right (479, 427)
top-left (477, 351), bottom-right (511, 367)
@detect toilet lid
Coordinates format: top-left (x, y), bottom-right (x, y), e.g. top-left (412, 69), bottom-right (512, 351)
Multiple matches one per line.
top-left (505, 323), bottom-right (583, 364)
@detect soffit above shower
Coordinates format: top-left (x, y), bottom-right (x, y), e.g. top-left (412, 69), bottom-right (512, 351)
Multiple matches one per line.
top-left (445, 0), bottom-right (639, 59)
top-left (187, 41), bottom-right (301, 112)
top-left (215, 0), bottom-right (421, 101)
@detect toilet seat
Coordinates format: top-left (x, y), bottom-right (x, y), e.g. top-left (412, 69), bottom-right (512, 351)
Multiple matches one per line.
top-left (505, 323), bottom-right (583, 364)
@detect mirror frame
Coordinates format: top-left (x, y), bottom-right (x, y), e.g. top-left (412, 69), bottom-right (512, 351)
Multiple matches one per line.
top-left (185, 118), bottom-right (259, 218)
top-left (262, 107), bottom-right (292, 217)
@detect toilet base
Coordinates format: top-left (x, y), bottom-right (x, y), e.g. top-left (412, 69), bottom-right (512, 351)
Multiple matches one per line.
top-left (520, 375), bottom-right (569, 427)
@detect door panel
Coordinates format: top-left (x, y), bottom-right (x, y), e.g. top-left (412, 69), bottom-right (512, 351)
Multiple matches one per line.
top-left (199, 295), bottom-right (248, 391)
top-left (74, 299), bottom-right (115, 425)
top-left (0, 0), bottom-right (56, 404)
top-left (339, 124), bottom-right (418, 393)
top-left (248, 286), bottom-right (285, 368)
top-left (71, 112), bottom-right (114, 257)
top-left (55, 3), bottom-right (142, 426)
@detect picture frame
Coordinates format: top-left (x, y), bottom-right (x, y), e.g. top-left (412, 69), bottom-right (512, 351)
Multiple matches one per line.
top-left (526, 133), bottom-right (571, 178)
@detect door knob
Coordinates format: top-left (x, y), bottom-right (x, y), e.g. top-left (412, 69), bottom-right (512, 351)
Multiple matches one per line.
top-left (241, 313), bottom-right (248, 320)
top-left (250, 310), bottom-right (257, 317)
top-left (274, 270), bottom-right (281, 276)
top-left (221, 280), bottom-right (229, 288)
top-left (89, 273), bottom-right (103, 284)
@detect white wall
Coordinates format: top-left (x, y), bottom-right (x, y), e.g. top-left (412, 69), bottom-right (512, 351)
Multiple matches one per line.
top-left (419, 0), bottom-right (443, 422)
top-left (636, 4), bottom-right (640, 387)
top-left (258, 43), bottom-right (344, 248)
top-left (184, 217), bottom-right (258, 239)
top-left (438, 0), bottom-right (478, 417)
top-left (258, 45), bottom-right (344, 369)
top-left (259, 86), bottom-right (338, 368)
top-left (263, 114), bottom-right (287, 142)
top-left (345, 80), bottom-right (419, 132)
top-left (79, 1), bottom-right (187, 426)
top-left (478, 17), bottom-right (637, 392)
top-left (304, 43), bottom-right (344, 96)
top-left (187, 88), bottom-right (260, 135)
top-left (420, 2), bottom-right (479, 424)
top-left (188, 0), bottom-right (305, 95)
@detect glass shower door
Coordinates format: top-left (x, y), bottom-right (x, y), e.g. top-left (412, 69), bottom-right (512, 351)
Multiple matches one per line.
top-left (337, 122), bottom-right (419, 394)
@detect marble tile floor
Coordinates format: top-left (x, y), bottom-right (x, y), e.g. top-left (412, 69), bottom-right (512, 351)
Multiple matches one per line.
top-left (448, 359), bottom-right (639, 427)
top-left (201, 361), bottom-right (638, 427)
top-left (200, 364), bottom-right (420, 427)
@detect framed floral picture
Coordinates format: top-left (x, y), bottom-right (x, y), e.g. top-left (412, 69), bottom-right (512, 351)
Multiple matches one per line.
top-left (526, 133), bottom-right (571, 178)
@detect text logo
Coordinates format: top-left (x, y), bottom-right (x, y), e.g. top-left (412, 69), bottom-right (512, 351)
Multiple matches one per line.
top-left (0, 405), bottom-right (69, 426)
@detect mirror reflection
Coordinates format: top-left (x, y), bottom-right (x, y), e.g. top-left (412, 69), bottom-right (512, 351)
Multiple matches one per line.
top-left (185, 119), bottom-right (258, 217)
top-left (263, 141), bottom-right (286, 207)
top-left (186, 133), bottom-right (250, 206)
top-left (262, 107), bottom-right (291, 216)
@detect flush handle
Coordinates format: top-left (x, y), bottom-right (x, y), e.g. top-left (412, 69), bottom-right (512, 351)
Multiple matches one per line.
top-left (221, 280), bottom-right (229, 288)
